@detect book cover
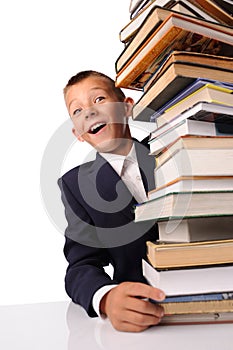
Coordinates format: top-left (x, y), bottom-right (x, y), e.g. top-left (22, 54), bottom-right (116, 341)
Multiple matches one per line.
top-left (146, 237), bottom-right (233, 268)
top-left (154, 149), bottom-right (233, 188)
top-left (148, 176), bottom-right (233, 201)
top-left (121, 4), bottom-right (170, 44)
top-left (117, 7), bottom-right (177, 71)
top-left (142, 258), bottom-right (233, 295)
top-left (160, 292), bottom-right (233, 303)
top-left (149, 119), bottom-right (233, 156)
top-left (150, 78), bottom-right (233, 122)
top-left (134, 190), bottom-right (233, 222)
top-left (158, 299), bottom-right (233, 315)
top-left (156, 135), bottom-right (233, 166)
top-left (155, 85), bottom-right (233, 127)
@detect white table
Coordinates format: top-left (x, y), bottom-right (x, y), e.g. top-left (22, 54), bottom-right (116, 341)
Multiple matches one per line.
top-left (0, 301), bottom-right (232, 349)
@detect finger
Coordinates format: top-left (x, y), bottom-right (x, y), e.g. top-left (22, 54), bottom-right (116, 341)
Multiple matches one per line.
top-left (122, 309), bottom-right (162, 328)
top-left (125, 282), bottom-right (165, 301)
top-left (126, 296), bottom-right (164, 318)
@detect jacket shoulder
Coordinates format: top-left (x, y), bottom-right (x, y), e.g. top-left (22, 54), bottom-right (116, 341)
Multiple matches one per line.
top-left (58, 160), bottom-right (94, 184)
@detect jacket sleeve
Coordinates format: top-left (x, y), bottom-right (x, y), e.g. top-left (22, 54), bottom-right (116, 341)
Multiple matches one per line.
top-left (58, 177), bottom-right (118, 317)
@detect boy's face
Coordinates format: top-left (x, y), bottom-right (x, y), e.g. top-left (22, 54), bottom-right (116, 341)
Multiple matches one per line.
top-left (65, 76), bottom-right (134, 154)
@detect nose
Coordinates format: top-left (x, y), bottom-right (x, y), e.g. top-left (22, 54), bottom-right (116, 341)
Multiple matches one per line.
top-left (84, 107), bottom-right (97, 120)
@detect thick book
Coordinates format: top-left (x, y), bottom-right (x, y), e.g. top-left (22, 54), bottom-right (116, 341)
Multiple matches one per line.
top-left (142, 258), bottom-right (233, 296)
top-left (155, 135), bottom-right (233, 167)
top-left (158, 299), bottom-right (233, 315)
top-left (149, 118), bottom-right (233, 156)
top-left (131, 58), bottom-right (233, 122)
top-left (148, 176), bottom-right (233, 201)
top-left (121, 5), bottom-right (172, 44)
top-left (146, 238), bottom-right (233, 268)
top-left (154, 84), bottom-right (233, 128)
top-left (134, 191), bottom-right (233, 222)
top-left (155, 148), bottom-right (233, 187)
top-left (118, 7), bottom-right (186, 69)
top-left (115, 12), bottom-right (233, 90)
top-left (149, 101), bottom-right (233, 143)
top-left (157, 216), bottom-right (233, 243)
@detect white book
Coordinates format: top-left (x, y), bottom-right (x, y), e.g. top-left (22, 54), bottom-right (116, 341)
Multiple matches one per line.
top-left (155, 147), bottom-right (233, 188)
top-left (142, 259), bottom-right (233, 296)
top-left (158, 216), bottom-right (233, 242)
top-left (149, 118), bottom-right (233, 155)
top-left (134, 191), bottom-right (233, 222)
top-left (149, 176), bottom-right (233, 201)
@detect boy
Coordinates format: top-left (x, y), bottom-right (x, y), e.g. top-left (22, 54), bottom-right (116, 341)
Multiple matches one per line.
top-left (58, 70), bottom-right (165, 332)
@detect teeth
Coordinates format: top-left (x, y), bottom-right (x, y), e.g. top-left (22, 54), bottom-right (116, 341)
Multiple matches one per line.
top-left (90, 123), bottom-right (105, 132)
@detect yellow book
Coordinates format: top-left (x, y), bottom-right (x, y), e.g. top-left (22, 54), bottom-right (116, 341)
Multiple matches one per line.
top-left (165, 83), bottom-right (233, 113)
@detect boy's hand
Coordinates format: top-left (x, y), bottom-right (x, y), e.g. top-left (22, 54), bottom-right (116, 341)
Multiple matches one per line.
top-left (100, 282), bottom-right (165, 332)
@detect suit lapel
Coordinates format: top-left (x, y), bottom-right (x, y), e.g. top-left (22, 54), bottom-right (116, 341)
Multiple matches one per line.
top-left (86, 138), bottom-right (155, 220)
top-left (134, 138), bottom-right (156, 193)
top-left (88, 153), bottom-right (136, 220)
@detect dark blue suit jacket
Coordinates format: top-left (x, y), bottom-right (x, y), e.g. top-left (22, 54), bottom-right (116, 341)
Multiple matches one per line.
top-left (58, 138), bottom-right (158, 317)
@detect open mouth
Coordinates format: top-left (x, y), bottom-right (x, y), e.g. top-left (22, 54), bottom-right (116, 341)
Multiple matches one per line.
top-left (88, 122), bottom-right (107, 134)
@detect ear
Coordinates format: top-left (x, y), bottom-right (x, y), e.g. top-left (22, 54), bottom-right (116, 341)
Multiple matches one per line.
top-left (124, 97), bottom-right (134, 117)
top-left (72, 127), bottom-right (85, 142)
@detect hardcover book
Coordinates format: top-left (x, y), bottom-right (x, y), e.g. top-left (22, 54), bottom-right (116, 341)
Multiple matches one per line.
top-left (149, 78), bottom-right (233, 123)
top-left (155, 135), bottom-right (233, 167)
top-left (134, 190), bottom-right (233, 222)
top-left (154, 84), bottom-right (233, 128)
top-left (142, 258), bottom-right (233, 295)
top-left (148, 176), bottom-right (233, 201)
top-left (146, 237), bottom-right (233, 268)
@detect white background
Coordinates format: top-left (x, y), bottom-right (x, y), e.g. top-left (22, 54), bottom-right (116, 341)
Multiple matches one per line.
top-left (0, 0), bottom-right (155, 305)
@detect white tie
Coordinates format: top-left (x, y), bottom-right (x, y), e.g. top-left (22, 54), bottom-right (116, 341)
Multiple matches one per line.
top-left (121, 157), bottom-right (148, 203)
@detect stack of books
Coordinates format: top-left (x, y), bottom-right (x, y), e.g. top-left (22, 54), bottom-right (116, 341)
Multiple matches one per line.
top-left (115, 1), bottom-right (233, 325)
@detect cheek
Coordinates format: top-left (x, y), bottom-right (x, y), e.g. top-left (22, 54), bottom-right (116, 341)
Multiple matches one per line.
top-left (72, 118), bottom-right (85, 136)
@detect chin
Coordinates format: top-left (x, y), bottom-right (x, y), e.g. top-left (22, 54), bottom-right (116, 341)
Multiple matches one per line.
top-left (94, 138), bottom-right (124, 154)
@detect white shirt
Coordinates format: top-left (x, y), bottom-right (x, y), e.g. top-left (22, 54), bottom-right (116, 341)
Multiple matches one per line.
top-left (92, 143), bottom-right (148, 317)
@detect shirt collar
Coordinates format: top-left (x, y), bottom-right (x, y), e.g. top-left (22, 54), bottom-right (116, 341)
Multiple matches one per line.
top-left (99, 143), bottom-right (137, 177)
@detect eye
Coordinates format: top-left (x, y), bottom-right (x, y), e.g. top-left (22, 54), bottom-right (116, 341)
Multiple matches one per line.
top-left (95, 96), bottom-right (105, 103)
top-left (72, 108), bottom-right (82, 117)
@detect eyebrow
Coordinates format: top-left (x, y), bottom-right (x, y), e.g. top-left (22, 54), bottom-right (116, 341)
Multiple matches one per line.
top-left (68, 87), bottom-right (108, 110)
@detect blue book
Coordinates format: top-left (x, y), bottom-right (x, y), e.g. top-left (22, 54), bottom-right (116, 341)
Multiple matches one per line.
top-left (150, 292), bottom-right (233, 304)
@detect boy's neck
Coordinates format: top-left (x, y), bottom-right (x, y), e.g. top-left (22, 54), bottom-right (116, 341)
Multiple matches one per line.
top-left (99, 136), bottom-right (133, 156)
top-left (113, 137), bottom-right (133, 156)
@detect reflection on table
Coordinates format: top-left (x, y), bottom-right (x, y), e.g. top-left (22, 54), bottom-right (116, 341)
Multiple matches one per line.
top-left (0, 300), bottom-right (233, 350)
